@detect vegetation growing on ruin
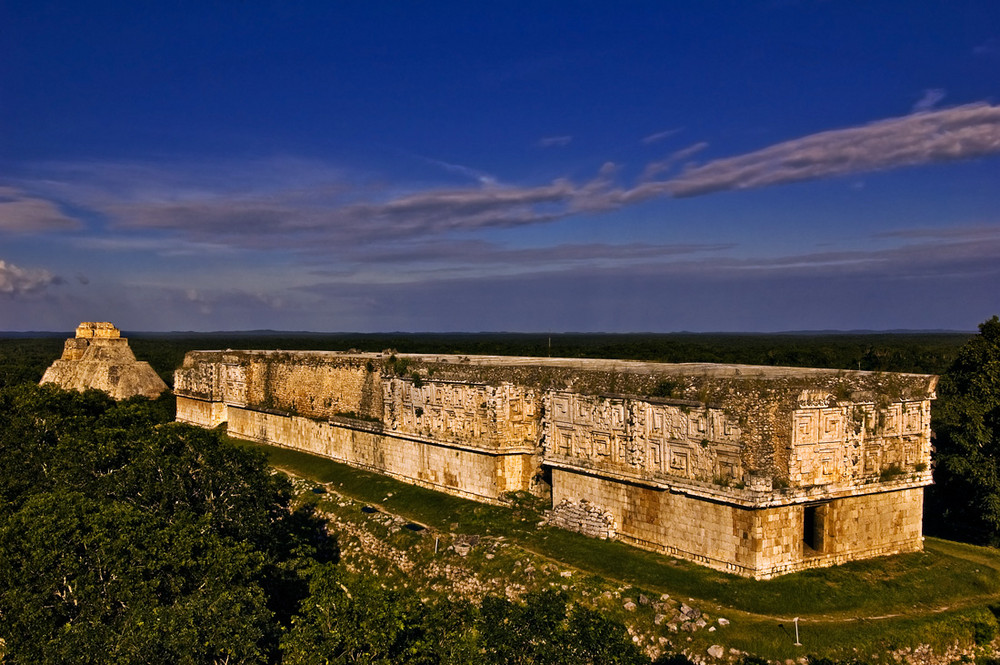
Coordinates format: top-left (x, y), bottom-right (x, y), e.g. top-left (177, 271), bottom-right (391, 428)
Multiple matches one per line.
top-left (332, 410), bottom-right (383, 424)
top-left (243, 436), bottom-right (1000, 663)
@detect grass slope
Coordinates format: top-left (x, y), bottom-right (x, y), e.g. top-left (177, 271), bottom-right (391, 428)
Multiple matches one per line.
top-left (235, 437), bottom-right (1000, 661)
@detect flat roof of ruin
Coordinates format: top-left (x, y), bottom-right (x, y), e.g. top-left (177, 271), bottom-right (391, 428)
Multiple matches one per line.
top-left (188, 348), bottom-right (936, 382)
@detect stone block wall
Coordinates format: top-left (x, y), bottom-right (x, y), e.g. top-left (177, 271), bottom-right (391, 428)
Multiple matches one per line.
top-left (224, 404), bottom-right (535, 503)
top-left (550, 467), bottom-right (926, 578)
top-left (551, 467), bottom-right (760, 575)
top-left (174, 349), bottom-right (937, 578)
top-left (176, 395), bottom-right (227, 428)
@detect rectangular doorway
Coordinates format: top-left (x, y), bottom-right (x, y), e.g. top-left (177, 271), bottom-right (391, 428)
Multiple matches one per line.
top-left (802, 503), bottom-right (828, 554)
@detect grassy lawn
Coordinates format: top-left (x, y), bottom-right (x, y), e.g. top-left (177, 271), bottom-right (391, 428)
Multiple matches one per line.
top-left (235, 437), bottom-right (1000, 659)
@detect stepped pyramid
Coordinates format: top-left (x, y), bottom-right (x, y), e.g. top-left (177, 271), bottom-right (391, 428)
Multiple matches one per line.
top-left (40, 322), bottom-right (167, 400)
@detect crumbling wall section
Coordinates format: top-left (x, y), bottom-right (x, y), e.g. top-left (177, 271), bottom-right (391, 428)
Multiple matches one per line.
top-left (546, 498), bottom-right (617, 540)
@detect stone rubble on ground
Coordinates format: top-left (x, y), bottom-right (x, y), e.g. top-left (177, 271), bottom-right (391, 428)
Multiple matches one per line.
top-left (544, 498), bottom-right (616, 540)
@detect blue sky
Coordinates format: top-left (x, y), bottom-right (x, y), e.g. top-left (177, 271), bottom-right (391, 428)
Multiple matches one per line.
top-left (2, 1), bottom-right (999, 332)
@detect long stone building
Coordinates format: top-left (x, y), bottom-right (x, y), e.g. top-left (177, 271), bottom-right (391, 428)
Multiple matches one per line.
top-left (174, 349), bottom-right (937, 579)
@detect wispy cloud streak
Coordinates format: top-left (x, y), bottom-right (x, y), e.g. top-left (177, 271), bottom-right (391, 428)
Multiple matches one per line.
top-left (913, 89), bottom-right (946, 113)
top-left (0, 186), bottom-right (81, 233)
top-left (11, 104), bottom-right (1000, 255)
top-left (537, 135), bottom-right (573, 147)
top-left (641, 129), bottom-right (681, 145)
top-left (641, 142), bottom-right (709, 180)
top-left (658, 103), bottom-right (1000, 197)
top-left (335, 240), bottom-right (733, 267)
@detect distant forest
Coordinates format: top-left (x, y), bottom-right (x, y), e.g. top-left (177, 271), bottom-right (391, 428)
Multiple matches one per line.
top-left (0, 331), bottom-right (974, 390)
top-left (3, 326), bottom-right (999, 663)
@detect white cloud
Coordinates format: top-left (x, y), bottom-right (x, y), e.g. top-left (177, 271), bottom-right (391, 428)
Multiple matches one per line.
top-left (0, 259), bottom-right (61, 297)
top-left (10, 103), bottom-right (1000, 257)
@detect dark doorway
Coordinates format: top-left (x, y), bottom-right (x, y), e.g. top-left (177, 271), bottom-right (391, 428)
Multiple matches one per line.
top-left (802, 503), bottom-right (827, 554)
top-left (803, 506), bottom-right (817, 550)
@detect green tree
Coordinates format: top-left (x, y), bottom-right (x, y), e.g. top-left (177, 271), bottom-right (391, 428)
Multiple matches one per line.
top-left (929, 315), bottom-right (1000, 544)
top-left (0, 492), bottom-right (273, 664)
top-left (281, 563), bottom-right (415, 665)
top-left (478, 589), bottom-right (644, 665)
top-left (0, 383), bottom-right (338, 663)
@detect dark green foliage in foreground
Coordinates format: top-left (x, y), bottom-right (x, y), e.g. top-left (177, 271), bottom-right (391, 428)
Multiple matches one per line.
top-left (650, 656), bottom-right (696, 665)
top-left (928, 316), bottom-right (1000, 545)
top-left (0, 383), bottom-right (662, 664)
top-left (281, 562), bottom-right (480, 665)
top-left (0, 384), bottom-right (334, 664)
top-left (478, 590), bottom-right (645, 665)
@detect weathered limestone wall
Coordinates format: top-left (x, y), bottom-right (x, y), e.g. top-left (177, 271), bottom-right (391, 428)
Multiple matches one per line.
top-left (744, 486), bottom-right (925, 578)
top-left (174, 349), bottom-right (937, 578)
top-left (544, 391), bottom-right (741, 486)
top-left (239, 357), bottom-right (380, 420)
top-left (551, 467), bottom-right (760, 575)
top-left (790, 398), bottom-right (931, 487)
top-left (551, 468), bottom-right (925, 578)
top-left (225, 405), bottom-right (536, 503)
top-left (384, 378), bottom-right (539, 450)
top-left (176, 395), bottom-right (228, 428)
top-left (544, 388), bottom-right (934, 497)
top-left (174, 352), bottom-right (542, 502)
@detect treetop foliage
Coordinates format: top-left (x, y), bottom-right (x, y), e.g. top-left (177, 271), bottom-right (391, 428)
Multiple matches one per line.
top-left (0, 384), bottom-right (663, 664)
top-left (928, 316), bottom-right (1000, 545)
